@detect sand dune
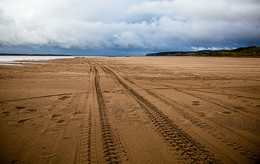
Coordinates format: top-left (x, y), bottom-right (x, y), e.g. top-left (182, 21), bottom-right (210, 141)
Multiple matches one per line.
top-left (0, 57), bottom-right (259, 163)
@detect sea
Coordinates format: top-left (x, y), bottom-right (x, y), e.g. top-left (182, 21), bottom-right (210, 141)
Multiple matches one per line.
top-left (0, 56), bottom-right (96, 66)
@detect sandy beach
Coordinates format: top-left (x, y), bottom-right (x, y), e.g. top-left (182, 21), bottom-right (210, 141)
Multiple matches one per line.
top-left (0, 56), bottom-right (259, 163)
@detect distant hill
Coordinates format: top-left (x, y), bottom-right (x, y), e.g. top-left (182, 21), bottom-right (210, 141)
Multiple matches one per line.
top-left (146, 46), bottom-right (260, 57)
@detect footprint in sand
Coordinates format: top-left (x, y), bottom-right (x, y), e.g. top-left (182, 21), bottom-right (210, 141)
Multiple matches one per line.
top-left (51, 114), bottom-right (62, 119)
top-left (73, 111), bottom-right (83, 114)
top-left (2, 111), bottom-right (10, 115)
top-left (27, 108), bottom-right (36, 112)
top-left (242, 100), bottom-right (248, 103)
top-left (59, 96), bottom-right (70, 100)
top-left (197, 112), bottom-right (205, 117)
top-left (15, 106), bottom-right (26, 109)
top-left (222, 111), bottom-right (232, 114)
top-left (17, 118), bottom-right (30, 123)
top-left (56, 119), bottom-right (65, 123)
top-left (192, 101), bottom-right (200, 106)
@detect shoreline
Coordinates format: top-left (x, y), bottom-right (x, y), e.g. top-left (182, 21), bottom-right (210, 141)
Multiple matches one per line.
top-left (0, 55), bottom-right (75, 65)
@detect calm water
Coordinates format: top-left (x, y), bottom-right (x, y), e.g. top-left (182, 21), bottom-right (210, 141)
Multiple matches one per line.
top-left (0, 56), bottom-right (103, 66)
top-left (0, 56), bottom-right (75, 64)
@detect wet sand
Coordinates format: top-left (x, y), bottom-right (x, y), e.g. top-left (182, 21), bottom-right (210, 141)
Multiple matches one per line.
top-left (0, 57), bottom-right (259, 163)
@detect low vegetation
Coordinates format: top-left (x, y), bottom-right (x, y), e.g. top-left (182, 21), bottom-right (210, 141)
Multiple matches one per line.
top-left (146, 46), bottom-right (260, 57)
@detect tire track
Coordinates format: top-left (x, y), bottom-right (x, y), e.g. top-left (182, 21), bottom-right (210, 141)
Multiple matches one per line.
top-left (133, 78), bottom-right (260, 114)
top-left (148, 88), bottom-right (259, 161)
top-left (158, 80), bottom-right (257, 120)
top-left (142, 79), bottom-right (258, 120)
top-left (76, 65), bottom-right (96, 164)
top-left (102, 66), bottom-right (221, 163)
top-left (93, 65), bottom-right (121, 164)
top-left (77, 96), bottom-right (93, 164)
top-left (188, 88), bottom-right (260, 118)
top-left (175, 88), bottom-right (252, 117)
top-left (123, 77), bottom-right (260, 162)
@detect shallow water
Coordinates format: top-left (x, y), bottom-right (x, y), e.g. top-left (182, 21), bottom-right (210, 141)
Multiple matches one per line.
top-left (0, 56), bottom-right (75, 65)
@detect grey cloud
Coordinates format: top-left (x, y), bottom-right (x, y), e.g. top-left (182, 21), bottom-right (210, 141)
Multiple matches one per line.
top-left (0, 0), bottom-right (260, 54)
top-left (127, 0), bottom-right (260, 22)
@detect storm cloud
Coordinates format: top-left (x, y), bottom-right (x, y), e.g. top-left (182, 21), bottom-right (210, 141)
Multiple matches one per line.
top-left (0, 0), bottom-right (260, 55)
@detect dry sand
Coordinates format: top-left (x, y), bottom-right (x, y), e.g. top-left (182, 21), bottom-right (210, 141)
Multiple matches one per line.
top-left (0, 57), bottom-right (259, 163)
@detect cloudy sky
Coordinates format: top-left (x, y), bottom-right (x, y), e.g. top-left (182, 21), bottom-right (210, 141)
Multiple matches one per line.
top-left (0, 0), bottom-right (260, 56)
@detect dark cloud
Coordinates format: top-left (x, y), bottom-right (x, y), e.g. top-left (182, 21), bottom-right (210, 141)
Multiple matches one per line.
top-left (0, 0), bottom-right (259, 55)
